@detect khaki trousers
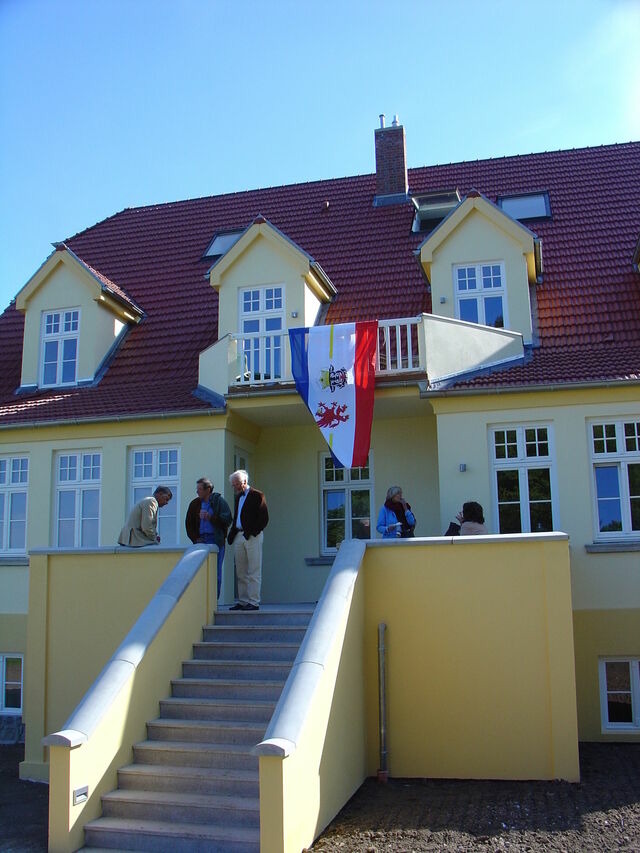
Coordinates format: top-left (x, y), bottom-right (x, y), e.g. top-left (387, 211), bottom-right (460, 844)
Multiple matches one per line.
top-left (233, 531), bottom-right (263, 605)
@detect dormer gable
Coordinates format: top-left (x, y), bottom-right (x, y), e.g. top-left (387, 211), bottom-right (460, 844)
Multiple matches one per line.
top-left (208, 216), bottom-right (336, 339)
top-left (418, 191), bottom-right (542, 345)
top-left (14, 245), bottom-right (143, 390)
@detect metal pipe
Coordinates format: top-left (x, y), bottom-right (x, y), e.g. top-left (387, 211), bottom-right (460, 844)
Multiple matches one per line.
top-left (377, 622), bottom-right (388, 782)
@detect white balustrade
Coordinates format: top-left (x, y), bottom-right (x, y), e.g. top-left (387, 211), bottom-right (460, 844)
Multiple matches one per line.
top-left (230, 316), bottom-right (422, 386)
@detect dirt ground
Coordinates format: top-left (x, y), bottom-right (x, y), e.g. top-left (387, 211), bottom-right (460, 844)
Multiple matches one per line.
top-left (311, 743), bottom-right (640, 852)
top-left (1, 743), bottom-right (638, 852)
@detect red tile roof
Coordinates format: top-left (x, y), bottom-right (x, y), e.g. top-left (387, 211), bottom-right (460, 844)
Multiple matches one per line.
top-left (0, 142), bottom-right (639, 424)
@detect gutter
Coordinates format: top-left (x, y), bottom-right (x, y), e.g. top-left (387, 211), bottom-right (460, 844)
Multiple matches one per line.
top-left (421, 376), bottom-right (640, 398)
top-left (0, 407), bottom-right (225, 432)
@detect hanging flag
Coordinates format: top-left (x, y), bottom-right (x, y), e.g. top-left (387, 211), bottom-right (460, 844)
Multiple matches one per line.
top-left (289, 321), bottom-right (378, 468)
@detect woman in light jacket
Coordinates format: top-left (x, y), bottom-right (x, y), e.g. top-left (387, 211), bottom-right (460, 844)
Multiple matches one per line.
top-left (376, 486), bottom-right (416, 538)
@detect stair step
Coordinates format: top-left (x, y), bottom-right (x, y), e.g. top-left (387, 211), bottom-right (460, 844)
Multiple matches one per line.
top-left (101, 789), bottom-right (260, 828)
top-left (202, 624), bottom-right (307, 643)
top-left (159, 696), bottom-right (275, 722)
top-left (83, 816), bottom-right (259, 853)
top-left (133, 740), bottom-right (258, 771)
top-left (192, 640), bottom-right (299, 661)
top-left (214, 608), bottom-right (313, 626)
top-left (171, 677), bottom-right (285, 701)
top-left (146, 718), bottom-right (265, 745)
top-left (182, 658), bottom-right (292, 680)
top-left (117, 764), bottom-right (259, 797)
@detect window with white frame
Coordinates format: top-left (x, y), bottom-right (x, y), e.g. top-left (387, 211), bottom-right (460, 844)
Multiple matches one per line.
top-left (239, 285), bottom-right (284, 380)
top-left (41, 309), bottom-right (80, 387)
top-left (0, 654), bottom-right (23, 714)
top-left (321, 454), bottom-right (373, 553)
top-left (590, 419), bottom-right (640, 537)
top-left (454, 262), bottom-right (506, 328)
top-left (0, 457), bottom-right (28, 552)
top-left (55, 451), bottom-right (101, 548)
top-left (491, 425), bottom-right (556, 533)
top-left (130, 447), bottom-right (180, 545)
top-left (599, 658), bottom-right (640, 730)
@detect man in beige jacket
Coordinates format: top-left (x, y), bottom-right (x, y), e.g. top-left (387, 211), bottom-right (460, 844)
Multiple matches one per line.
top-left (118, 486), bottom-right (173, 547)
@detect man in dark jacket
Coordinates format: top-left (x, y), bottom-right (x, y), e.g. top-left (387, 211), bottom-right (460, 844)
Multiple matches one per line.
top-left (185, 477), bottom-right (232, 598)
top-left (227, 469), bottom-right (269, 611)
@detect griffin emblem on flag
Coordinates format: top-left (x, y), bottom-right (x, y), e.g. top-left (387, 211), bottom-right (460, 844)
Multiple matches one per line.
top-left (289, 321), bottom-right (378, 468)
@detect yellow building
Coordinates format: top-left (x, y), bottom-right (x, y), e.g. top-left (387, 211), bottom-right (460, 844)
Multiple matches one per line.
top-left (1, 121), bottom-right (639, 849)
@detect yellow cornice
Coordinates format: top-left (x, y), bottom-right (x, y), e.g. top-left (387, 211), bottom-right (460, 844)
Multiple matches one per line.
top-left (419, 195), bottom-right (537, 283)
top-left (15, 247), bottom-right (142, 322)
top-left (209, 218), bottom-right (335, 302)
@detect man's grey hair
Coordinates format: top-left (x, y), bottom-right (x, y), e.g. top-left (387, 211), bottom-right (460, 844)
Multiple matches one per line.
top-left (154, 485), bottom-right (173, 499)
top-left (229, 469), bottom-right (249, 485)
top-left (386, 485), bottom-right (402, 501)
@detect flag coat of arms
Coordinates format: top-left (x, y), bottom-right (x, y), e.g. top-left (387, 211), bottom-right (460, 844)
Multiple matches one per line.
top-left (289, 322), bottom-right (378, 468)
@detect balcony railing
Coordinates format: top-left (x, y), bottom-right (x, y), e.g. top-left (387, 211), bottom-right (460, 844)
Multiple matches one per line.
top-left (230, 317), bottom-right (422, 386)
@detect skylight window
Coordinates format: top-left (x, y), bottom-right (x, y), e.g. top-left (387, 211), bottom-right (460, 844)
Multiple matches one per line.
top-left (204, 229), bottom-right (244, 258)
top-left (498, 193), bottom-right (550, 221)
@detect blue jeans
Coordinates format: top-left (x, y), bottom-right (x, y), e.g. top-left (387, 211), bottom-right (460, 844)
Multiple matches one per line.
top-left (198, 535), bottom-right (225, 598)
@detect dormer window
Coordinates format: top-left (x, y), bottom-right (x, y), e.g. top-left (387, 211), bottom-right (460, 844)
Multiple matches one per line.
top-left (41, 309), bottom-right (80, 387)
top-left (454, 263), bottom-right (506, 328)
top-left (498, 192), bottom-right (550, 221)
top-left (412, 190), bottom-right (461, 233)
top-left (204, 229), bottom-right (244, 258)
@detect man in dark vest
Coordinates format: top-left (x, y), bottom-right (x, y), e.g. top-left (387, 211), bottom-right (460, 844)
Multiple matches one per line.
top-left (185, 477), bottom-right (232, 598)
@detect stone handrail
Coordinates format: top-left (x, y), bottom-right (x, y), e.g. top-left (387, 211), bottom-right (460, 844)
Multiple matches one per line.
top-left (253, 538), bottom-right (366, 757)
top-left (43, 543), bottom-right (214, 749)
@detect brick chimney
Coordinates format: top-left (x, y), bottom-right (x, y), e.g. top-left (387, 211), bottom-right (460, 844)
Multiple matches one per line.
top-left (374, 114), bottom-right (408, 206)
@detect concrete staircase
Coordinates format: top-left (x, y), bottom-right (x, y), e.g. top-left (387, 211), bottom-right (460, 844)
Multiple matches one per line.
top-left (82, 606), bottom-right (314, 852)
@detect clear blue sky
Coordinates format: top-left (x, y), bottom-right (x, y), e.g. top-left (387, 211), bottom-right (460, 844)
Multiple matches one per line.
top-left (1, 0), bottom-right (638, 311)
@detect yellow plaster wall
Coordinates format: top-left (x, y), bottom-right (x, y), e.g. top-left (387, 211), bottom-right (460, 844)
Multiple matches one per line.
top-left (0, 565), bottom-right (29, 613)
top-left (249, 411), bottom-right (439, 602)
top-left (0, 416), bottom-right (227, 553)
top-left (21, 549), bottom-right (186, 781)
top-left (363, 538), bottom-right (579, 780)
top-left (429, 210), bottom-right (533, 343)
top-left (47, 550), bottom-right (215, 852)
top-left (19, 258), bottom-right (124, 387)
top-left (431, 387), bottom-right (640, 610)
top-left (0, 613), bottom-right (27, 656)
top-left (573, 609), bottom-right (640, 741)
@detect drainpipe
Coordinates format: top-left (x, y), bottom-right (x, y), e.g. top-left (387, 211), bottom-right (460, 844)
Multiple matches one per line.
top-left (377, 622), bottom-right (389, 782)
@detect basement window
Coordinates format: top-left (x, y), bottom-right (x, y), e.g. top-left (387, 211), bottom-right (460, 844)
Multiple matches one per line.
top-left (599, 658), bottom-right (640, 730)
top-left (204, 229), bottom-right (244, 258)
top-left (498, 192), bottom-right (550, 221)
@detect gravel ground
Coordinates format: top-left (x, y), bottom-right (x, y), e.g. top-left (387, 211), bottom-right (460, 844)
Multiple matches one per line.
top-left (1, 742), bottom-right (638, 852)
top-left (0, 744), bottom-right (48, 853)
top-left (311, 743), bottom-right (640, 852)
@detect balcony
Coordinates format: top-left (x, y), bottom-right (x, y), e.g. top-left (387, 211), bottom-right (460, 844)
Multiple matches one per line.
top-left (198, 314), bottom-right (525, 398)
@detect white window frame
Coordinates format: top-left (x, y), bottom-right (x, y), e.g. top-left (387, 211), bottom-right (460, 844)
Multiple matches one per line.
top-left (0, 456), bottom-right (29, 553)
top-left (453, 262), bottom-right (507, 329)
top-left (598, 657), bottom-right (640, 732)
top-left (589, 418), bottom-right (640, 540)
top-left (40, 308), bottom-right (80, 387)
top-left (129, 446), bottom-right (181, 545)
top-left (320, 453), bottom-right (374, 554)
top-left (55, 450), bottom-right (102, 548)
top-left (0, 653), bottom-right (24, 715)
top-left (238, 285), bottom-right (285, 381)
top-left (490, 424), bottom-right (558, 534)
top-left (497, 192), bottom-right (550, 221)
